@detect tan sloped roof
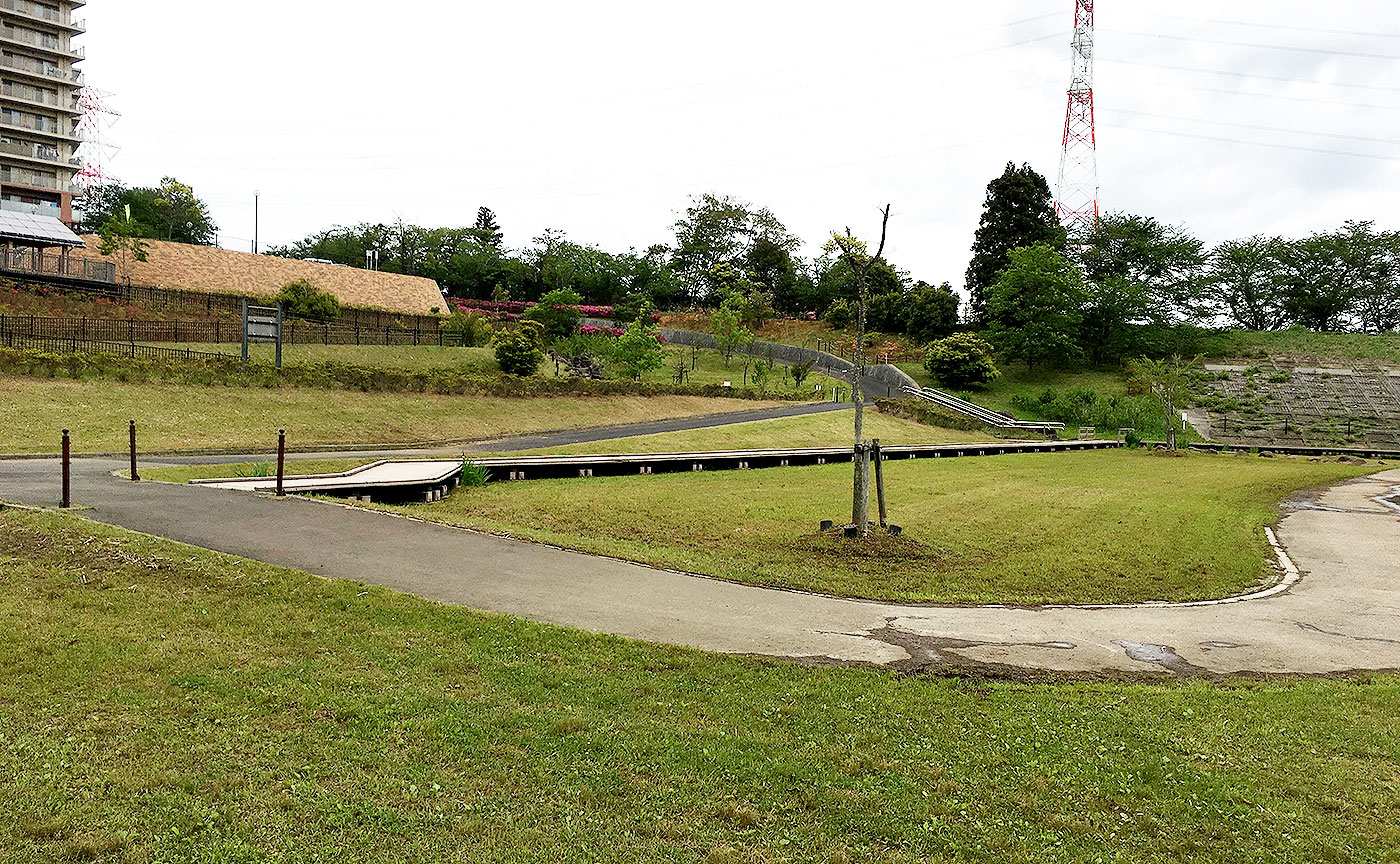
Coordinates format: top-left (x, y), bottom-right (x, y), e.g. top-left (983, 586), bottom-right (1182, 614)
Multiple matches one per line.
top-left (80, 236), bottom-right (447, 316)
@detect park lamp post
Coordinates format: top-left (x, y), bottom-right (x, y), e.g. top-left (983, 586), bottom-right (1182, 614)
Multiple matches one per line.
top-left (253, 190), bottom-right (260, 254)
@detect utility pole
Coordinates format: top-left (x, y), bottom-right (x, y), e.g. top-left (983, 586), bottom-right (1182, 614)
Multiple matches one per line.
top-left (253, 190), bottom-right (260, 254)
top-left (1055, 0), bottom-right (1099, 238)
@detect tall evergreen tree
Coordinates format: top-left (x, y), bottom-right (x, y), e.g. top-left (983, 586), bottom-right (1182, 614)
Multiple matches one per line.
top-left (472, 206), bottom-right (503, 248)
top-left (964, 162), bottom-right (1066, 322)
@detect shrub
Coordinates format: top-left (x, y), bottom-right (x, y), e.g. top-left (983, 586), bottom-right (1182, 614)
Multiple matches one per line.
top-left (441, 311), bottom-right (494, 347)
top-left (922, 334), bottom-right (1000, 390)
top-left (824, 298), bottom-right (853, 329)
top-left (277, 279), bottom-right (341, 321)
top-left (1011, 387), bottom-right (1162, 436)
top-left (494, 328), bottom-right (544, 376)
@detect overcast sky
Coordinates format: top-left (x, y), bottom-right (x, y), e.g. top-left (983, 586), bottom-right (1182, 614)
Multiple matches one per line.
top-left (80, 1), bottom-right (1400, 292)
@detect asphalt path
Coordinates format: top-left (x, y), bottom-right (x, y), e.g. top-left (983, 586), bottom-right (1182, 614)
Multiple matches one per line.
top-left (2, 417), bottom-right (1396, 678)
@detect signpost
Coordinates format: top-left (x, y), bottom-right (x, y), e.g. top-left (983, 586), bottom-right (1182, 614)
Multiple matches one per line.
top-left (241, 299), bottom-right (283, 368)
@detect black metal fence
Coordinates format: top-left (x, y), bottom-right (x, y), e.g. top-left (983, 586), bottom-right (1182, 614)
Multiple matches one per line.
top-left (0, 314), bottom-right (476, 349)
top-left (0, 330), bottom-right (233, 362)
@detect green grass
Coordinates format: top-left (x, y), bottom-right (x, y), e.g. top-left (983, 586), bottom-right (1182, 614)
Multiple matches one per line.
top-left (140, 412), bottom-right (993, 486)
top-left (898, 363), bottom-right (1130, 416)
top-left (151, 342), bottom-right (502, 371)
top-left (2, 508), bottom-right (1397, 864)
top-left (373, 449), bottom-right (1371, 605)
top-left (0, 376), bottom-right (781, 454)
top-left (1204, 330), bottom-right (1400, 365)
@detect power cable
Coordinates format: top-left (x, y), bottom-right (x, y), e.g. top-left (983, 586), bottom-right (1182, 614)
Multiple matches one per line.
top-left (1113, 108), bottom-right (1400, 147)
top-left (1149, 14), bottom-right (1400, 41)
top-left (1108, 124), bottom-right (1400, 162)
top-left (1101, 58), bottom-right (1400, 94)
top-left (1113, 29), bottom-right (1400, 62)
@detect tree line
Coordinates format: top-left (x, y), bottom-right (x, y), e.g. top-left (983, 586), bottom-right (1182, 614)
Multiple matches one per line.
top-left (966, 162), bottom-right (1400, 372)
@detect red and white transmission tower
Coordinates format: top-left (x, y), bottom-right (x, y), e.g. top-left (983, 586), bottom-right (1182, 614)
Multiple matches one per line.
top-left (1055, 0), bottom-right (1099, 238)
top-left (74, 85), bottom-right (121, 190)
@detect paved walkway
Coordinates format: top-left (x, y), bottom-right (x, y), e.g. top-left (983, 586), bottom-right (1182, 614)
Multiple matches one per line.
top-left (2, 447), bottom-right (1396, 677)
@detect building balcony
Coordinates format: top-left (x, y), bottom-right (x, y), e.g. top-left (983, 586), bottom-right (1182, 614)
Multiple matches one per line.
top-left (1, 82), bottom-right (80, 114)
top-left (0, 25), bottom-right (83, 59)
top-left (0, 195), bottom-right (60, 215)
top-left (0, 52), bottom-right (82, 85)
top-left (0, 111), bottom-right (75, 141)
top-left (0, 136), bottom-right (74, 169)
top-left (0, 168), bottom-right (76, 193)
top-left (0, 0), bottom-right (85, 32)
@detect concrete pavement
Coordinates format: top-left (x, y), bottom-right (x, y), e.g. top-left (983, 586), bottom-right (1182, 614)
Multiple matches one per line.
top-left (2, 449), bottom-right (1396, 678)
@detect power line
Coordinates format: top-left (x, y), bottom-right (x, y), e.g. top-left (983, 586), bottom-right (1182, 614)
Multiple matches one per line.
top-left (1113, 108), bottom-right (1400, 147)
top-left (1101, 59), bottom-right (1400, 94)
top-left (1113, 29), bottom-right (1400, 61)
top-left (1108, 124), bottom-right (1400, 163)
top-left (1150, 13), bottom-right (1400, 41)
top-left (1120, 79), bottom-right (1400, 113)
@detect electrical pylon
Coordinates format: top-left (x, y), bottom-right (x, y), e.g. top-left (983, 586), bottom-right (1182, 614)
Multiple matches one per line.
top-left (74, 86), bottom-right (121, 190)
top-left (1055, 0), bottom-right (1099, 238)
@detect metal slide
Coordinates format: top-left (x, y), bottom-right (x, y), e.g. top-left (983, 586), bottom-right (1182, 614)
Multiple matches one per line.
top-left (900, 386), bottom-right (1065, 433)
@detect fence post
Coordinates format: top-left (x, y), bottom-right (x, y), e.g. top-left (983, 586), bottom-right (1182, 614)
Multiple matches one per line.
top-left (129, 419), bottom-right (139, 482)
top-left (873, 438), bottom-right (887, 528)
top-left (276, 429), bottom-right (286, 497)
top-left (60, 429), bottom-right (70, 508)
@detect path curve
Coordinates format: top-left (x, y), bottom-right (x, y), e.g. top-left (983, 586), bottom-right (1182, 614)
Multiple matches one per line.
top-left (2, 453), bottom-right (1396, 677)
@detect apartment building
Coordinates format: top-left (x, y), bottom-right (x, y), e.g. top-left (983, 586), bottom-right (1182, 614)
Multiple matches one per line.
top-left (0, 0), bottom-right (83, 223)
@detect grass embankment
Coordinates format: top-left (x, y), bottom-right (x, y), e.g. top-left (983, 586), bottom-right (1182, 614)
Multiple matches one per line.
top-left (399, 450), bottom-right (1365, 605)
top-left (141, 412), bottom-right (990, 485)
top-left (2, 509), bottom-right (1396, 864)
top-left (1204, 330), bottom-right (1400, 365)
top-left (0, 376), bottom-right (781, 454)
top-left (160, 343), bottom-right (503, 371)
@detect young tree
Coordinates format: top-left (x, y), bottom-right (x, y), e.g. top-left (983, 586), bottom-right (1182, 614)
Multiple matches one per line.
top-left (612, 318), bottom-right (666, 381)
top-left (710, 302), bottom-right (752, 366)
top-left (984, 243), bottom-right (1085, 372)
top-left (964, 163), bottom-right (1066, 322)
top-left (96, 216), bottom-right (150, 285)
top-left (1129, 355), bottom-right (1202, 451)
top-left (826, 204), bottom-right (891, 538)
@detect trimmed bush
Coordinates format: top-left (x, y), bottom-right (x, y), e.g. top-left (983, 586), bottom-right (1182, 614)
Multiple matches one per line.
top-left (277, 279), bottom-right (341, 321)
top-left (494, 328), bottom-right (544, 377)
top-left (922, 333), bottom-right (1000, 389)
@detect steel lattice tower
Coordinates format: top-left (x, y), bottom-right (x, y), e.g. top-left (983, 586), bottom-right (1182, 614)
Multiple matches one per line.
top-left (1055, 0), bottom-right (1098, 237)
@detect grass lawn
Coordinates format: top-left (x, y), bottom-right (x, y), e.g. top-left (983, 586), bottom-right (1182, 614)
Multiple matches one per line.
top-left (140, 412), bottom-right (994, 486)
top-left (0, 376), bottom-right (781, 454)
top-left (369, 450), bottom-right (1373, 605)
top-left (1205, 330), bottom-right (1400, 365)
top-left (2, 508), bottom-right (1396, 864)
top-left (151, 343), bottom-right (502, 372)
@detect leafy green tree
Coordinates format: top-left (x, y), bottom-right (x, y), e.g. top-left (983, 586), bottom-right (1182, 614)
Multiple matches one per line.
top-left (1078, 212), bottom-right (1208, 324)
top-left (96, 216), bottom-right (150, 285)
top-left (612, 318), bottom-right (666, 381)
top-left (523, 288), bottom-right (584, 339)
top-left (985, 243), bottom-right (1085, 371)
top-left (81, 178), bottom-right (218, 245)
top-left (745, 235), bottom-right (799, 313)
top-left (671, 194), bottom-right (754, 301)
top-left (494, 327), bottom-right (544, 376)
top-left (710, 302), bottom-right (752, 366)
top-left (1274, 232), bottom-right (1360, 332)
top-left (823, 298), bottom-right (853, 329)
top-left (965, 162), bottom-right (1066, 322)
top-left (904, 281), bottom-right (960, 344)
top-left (276, 279), bottom-right (341, 321)
top-left (1207, 236), bottom-right (1288, 331)
top-left (923, 333), bottom-right (1000, 389)
top-left (1331, 221), bottom-right (1395, 333)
